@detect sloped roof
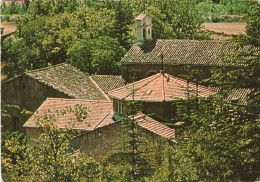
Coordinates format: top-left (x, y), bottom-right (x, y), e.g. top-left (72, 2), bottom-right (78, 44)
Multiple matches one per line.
top-left (90, 75), bottom-right (126, 95)
top-left (134, 113), bottom-right (175, 140)
top-left (24, 98), bottom-right (175, 141)
top-left (226, 88), bottom-right (253, 105)
top-left (25, 63), bottom-right (107, 100)
top-left (108, 73), bottom-right (217, 102)
top-left (121, 39), bottom-right (251, 66)
top-left (135, 14), bottom-right (151, 21)
top-left (23, 98), bottom-right (114, 131)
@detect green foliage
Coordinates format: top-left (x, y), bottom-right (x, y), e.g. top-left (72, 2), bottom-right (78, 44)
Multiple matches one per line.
top-left (170, 95), bottom-right (259, 181)
top-left (3, 0), bottom-right (206, 79)
top-left (246, 2), bottom-right (260, 45)
top-left (1, 1), bottom-right (27, 15)
top-left (110, 101), bottom-right (154, 181)
top-left (2, 38), bottom-right (36, 78)
top-left (1, 131), bottom-right (27, 181)
top-left (2, 4), bottom-right (126, 77)
top-left (23, 0), bottom-right (79, 18)
top-left (1, 105), bottom-right (100, 181)
top-left (196, 0), bottom-right (250, 22)
top-left (163, 5), bottom-right (260, 180)
top-left (1, 104), bottom-right (21, 118)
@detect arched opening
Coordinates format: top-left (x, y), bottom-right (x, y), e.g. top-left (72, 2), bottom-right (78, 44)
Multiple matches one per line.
top-left (143, 22), bottom-right (146, 40)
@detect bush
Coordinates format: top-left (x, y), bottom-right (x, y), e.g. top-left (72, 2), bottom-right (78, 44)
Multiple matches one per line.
top-left (1, 1), bottom-right (27, 15)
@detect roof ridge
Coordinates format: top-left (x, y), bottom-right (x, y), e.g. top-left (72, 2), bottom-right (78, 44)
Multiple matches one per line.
top-left (91, 75), bottom-right (122, 78)
top-left (25, 62), bottom-right (69, 75)
top-left (3, 63), bottom-right (71, 84)
top-left (46, 97), bottom-right (112, 103)
top-left (89, 76), bottom-right (111, 102)
top-left (122, 73), bottom-right (161, 100)
top-left (108, 73), bottom-right (160, 96)
top-left (162, 74), bottom-right (165, 101)
top-left (157, 39), bottom-right (223, 43)
top-left (164, 73), bottom-right (217, 92)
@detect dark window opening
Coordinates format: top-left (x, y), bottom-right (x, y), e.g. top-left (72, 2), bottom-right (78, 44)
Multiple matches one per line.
top-left (13, 117), bottom-right (20, 131)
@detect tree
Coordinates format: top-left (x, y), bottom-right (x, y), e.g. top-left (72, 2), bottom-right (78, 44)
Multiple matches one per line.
top-left (246, 2), bottom-right (260, 45)
top-left (1, 105), bottom-right (100, 181)
top-left (1, 131), bottom-right (27, 181)
top-left (94, 0), bottom-right (135, 49)
top-left (108, 85), bottom-right (154, 181)
top-left (3, 4), bottom-right (126, 78)
top-left (161, 3), bottom-right (260, 180)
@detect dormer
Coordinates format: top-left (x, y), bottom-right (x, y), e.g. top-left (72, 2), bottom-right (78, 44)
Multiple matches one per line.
top-left (136, 14), bottom-right (152, 46)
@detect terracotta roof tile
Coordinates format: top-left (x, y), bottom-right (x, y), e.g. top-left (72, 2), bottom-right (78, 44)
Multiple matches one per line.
top-left (134, 113), bottom-right (175, 139)
top-left (121, 39), bottom-right (254, 66)
top-left (108, 73), bottom-right (217, 102)
top-left (23, 98), bottom-right (114, 131)
top-left (25, 63), bottom-right (107, 100)
top-left (90, 75), bottom-right (126, 95)
top-left (135, 14), bottom-right (148, 20)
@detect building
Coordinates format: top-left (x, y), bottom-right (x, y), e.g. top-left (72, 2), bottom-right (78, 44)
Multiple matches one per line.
top-left (1, 63), bottom-right (110, 132)
top-left (108, 72), bottom-right (216, 122)
top-left (23, 98), bottom-right (176, 159)
top-left (121, 14), bottom-right (252, 82)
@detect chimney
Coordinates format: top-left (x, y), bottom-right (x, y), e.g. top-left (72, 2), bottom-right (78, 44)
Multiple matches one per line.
top-left (135, 14), bottom-right (152, 46)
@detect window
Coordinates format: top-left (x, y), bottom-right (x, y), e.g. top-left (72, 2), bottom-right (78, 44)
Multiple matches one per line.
top-left (116, 101), bottom-right (123, 114)
top-left (143, 90), bottom-right (153, 96)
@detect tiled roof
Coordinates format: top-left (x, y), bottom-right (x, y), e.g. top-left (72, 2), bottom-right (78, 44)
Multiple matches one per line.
top-left (226, 88), bottom-right (253, 105)
top-left (25, 63), bottom-right (107, 100)
top-left (121, 39), bottom-right (252, 66)
top-left (135, 14), bottom-right (147, 20)
top-left (23, 98), bottom-right (115, 131)
top-left (90, 75), bottom-right (126, 95)
top-left (134, 113), bottom-right (175, 140)
top-left (108, 73), bottom-right (217, 102)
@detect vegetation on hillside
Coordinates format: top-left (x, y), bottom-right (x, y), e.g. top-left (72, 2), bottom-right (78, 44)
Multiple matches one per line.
top-left (1, 0), bottom-right (254, 79)
top-left (2, 0), bottom-right (206, 79)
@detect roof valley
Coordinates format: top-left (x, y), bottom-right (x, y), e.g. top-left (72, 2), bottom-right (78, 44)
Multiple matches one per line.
top-left (89, 76), bottom-right (111, 102)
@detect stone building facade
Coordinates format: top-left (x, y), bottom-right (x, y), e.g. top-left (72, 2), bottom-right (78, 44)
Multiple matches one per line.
top-left (23, 98), bottom-right (175, 160)
top-left (120, 14), bottom-right (249, 83)
top-left (2, 63), bottom-right (108, 133)
top-left (108, 73), bottom-right (217, 122)
top-left (121, 39), bottom-right (244, 82)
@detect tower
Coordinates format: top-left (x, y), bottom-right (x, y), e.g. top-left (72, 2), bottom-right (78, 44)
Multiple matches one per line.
top-left (136, 14), bottom-right (152, 46)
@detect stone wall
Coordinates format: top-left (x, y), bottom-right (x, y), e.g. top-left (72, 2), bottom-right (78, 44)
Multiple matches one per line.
top-left (77, 122), bottom-right (174, 161)
top-left (25, 127), bottom-right (41, 145)
top-left (2, 75), bottom-right (70, 133)
top-left (80, 123), bottom-right (121, 159)
top-left (25, 122), bottom-right (173, 162)
top-left (122, 64), bottom-right (236, 83)
top-left (143, 102), bottom-right (176, 122)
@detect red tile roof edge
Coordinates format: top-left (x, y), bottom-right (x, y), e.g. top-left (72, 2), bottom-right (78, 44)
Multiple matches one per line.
top-left (89, 76), bottom-right (111, 102)
top-left (129, 113), bottom-right (176, 140)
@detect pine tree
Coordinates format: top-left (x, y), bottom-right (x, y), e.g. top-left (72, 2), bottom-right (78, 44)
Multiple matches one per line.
top-left (109, 84), bottom-right (153, 181)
